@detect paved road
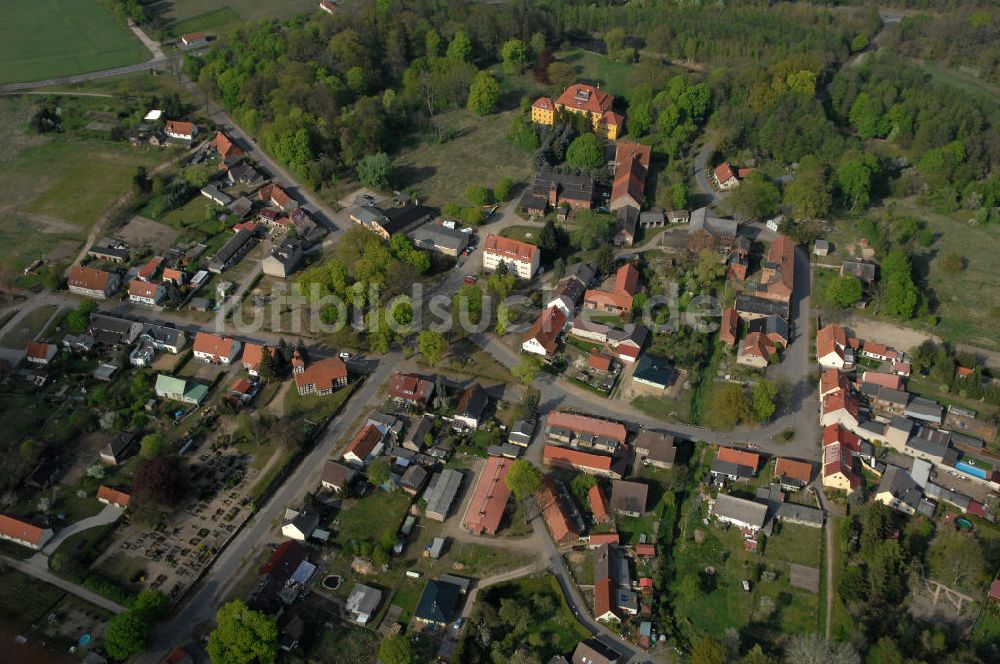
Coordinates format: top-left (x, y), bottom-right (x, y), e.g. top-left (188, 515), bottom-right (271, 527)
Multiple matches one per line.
top-left (2, 554), bottom-right (126, 614)
top-left (42, 504), bottom-right (123, 556)
top-left (692, 131), bottom-right (723, 208)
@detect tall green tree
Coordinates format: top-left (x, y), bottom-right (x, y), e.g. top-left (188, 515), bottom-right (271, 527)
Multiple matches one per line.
top-left (467, 71), bottom-right (501, 116)
top-left (784, 156), bottom-right (831, 219)
top-left (836, 152), bottom-right (880, 210)
top-left (690, 636), bottom-right (726, 664)
top-left (505, 459), bottom-right (542, 501)
top-left (500, 38), bottom-right (529, 74)
top-left (104, 612), bottom-right (151, 660)
top-left (825, 275), bottom-right (864, 307)
top-left (729, 172), bottom-right (781, 220)
top-left (709, 383), bottom-right (751, 430)
top-left (447, 30), bottom-right (473, 62)
top-left (357, 152), bottom-right (392, 190)
top-left (751, 379), bottom-right (778, 422)
top-left (565, 133), bottom-right (604, 169)
top-left (207, 601), bottom-right (278, 664)
top-left (418, 330), bottom-right (448, 365)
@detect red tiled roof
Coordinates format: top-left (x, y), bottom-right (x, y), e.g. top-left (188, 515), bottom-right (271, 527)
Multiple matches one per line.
top-left (231, 378), bottom-right (253, 394)
top-left (584, 288), bottom-right (633, 312)
top-left (233, 221), bottom-right (257, 233)
top-left (862, 371), bottom-right (903, 391)
top-left (546, 412), bottom-right (627, 444)
top-left (293, 356), bottom-right (347, 393)
top-left (344, 424), bottom-right (383, 461)
top-left (259, 183), bottom-right (292, 208)
top-left (137, 257), bottom-right (161, 279)
top-left (714, 162), bottom-right (736, 182)
top-left (129, 279), bottom-right (160, 299)
top-left (182, 31), bottom-right (207, 42)
top-left (823, 424), bottom-right (860, 453)
top-left (162, 268), bottom-right (184, 282)
top-left (763, 236), bottom-right (795, 301)
top-left (0, 514), bottom-right (46, 546)
top-left (68, 265), bottom-right (113, 292)
top-left (556, 83), bottom-right (613, 115)
top-left (160, 646), bottom-right (192, 664)
top-left (990, 579), bottom-right (1000, 601)
top-left (740, 331), bottom-right (772, 360)
top-left (821, 368), bottom-right (849, 396)
top-left (635, 543), bottom-right (655, 557)
top-left (193, 332), bottom-right (237, 358)
top-left (523, 306), bottom-right (566, 354)
top-left (863, 341), bottom-right (890, 357)
top-left (817, 323), bottom-right (847, 360)
top-left (388, 372), bottom-right (434, 404)
top-left (543, 445), bottom-right (613, 473)
top-left (589, 484), bottom-right (610, 522)
top-left (463, 456), bottom-right (512, 535)
top-left (717, 447), bottom-right (759, 470)
top-left (957, 366), bottom-right (975, 378)
top-left (242, 343), bottom-right (274, 372)
top-left (614, 263), bottom-right (640, 295)
top-left (484, 233), bottom-right (538, 263)
top-left (601, 110), bottom-right (624, 127)
top-left (25, 341), bottom-right (53, 361)
top-left (611, 144), bottom-right (651, 206)
top-left (594, 577), bottom-right (616, 619)
top-left (537, 480), bottom-right (578, 543)
top-left (97, 485), bottom-right (130, 507)
top-left (589, 532), bottom-right (619, 545)
top-left (588, 349), bottom-right (613, 372)
top-left (165, 120), bottom-right (195, 136)
top-left (823, 442), bottom-right (860, 488)
top-left (775, 458), bottom-right (812, 484)
top-left (823, 391), bottom-right (860, 422)
top-left (532, 96), bottom-right (554, 111)
top-left (211, 132), bottom-right (243, 159)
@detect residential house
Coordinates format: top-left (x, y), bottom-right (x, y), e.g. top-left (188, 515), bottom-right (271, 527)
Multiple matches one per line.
top-left (246, 540), bottom-right (314, 614)
top-left (866, 384), bottom-right (909, 416)
top-left (319, 0), bottom-right (338, 15)
top-left (162, 268), bottom-right (185, 285)
top-left (543, 445), bottom-right (621, 479)
top-left (861, 341), bottom-right (897, 363)
top-left (613, 207), bottom-right (639, 246)
top-left (822, 424), bottom-right (861, 493)
top-left (774, 458), bottom-right (812, 491)
top-left (758, 236), bottom-right (795, 310)
top-left (136, 256), bottom-right (162, 281)
top-left (345, 584), bottom-right (382, 625)
top-left (508, 419), bottom-right (535, 447)
top-left (589, 484), bottom-right (611, 524)
top-left (875, 466), bottom-right (922, 515)
top-left (747, 315), bottom-right (789, 348)
top-left (262, 239), bottom-right (304, 278)
top-left (588, 349), bottom-right (614, 373)
top-left (610, 143), bottom-right (652, 212)
top-left (537, 479), bottom-right (581, 544)
top-left (208, 228), bottom-right (255, 273)
top-left (584, 263), bottom-right (641, 316)
top-left (737, 332), bottom-right (774, 369)
top-left (164, 120), bottom-right (197, 141)
top-left (820, 368), bottom-right (850, 400)
top-left (227, 162), bottom-right (261, 186)
top-left (861, 371), bottom-right (904, 391)
top-left (413, 579), bottom-right (463, 627)
top-left (633, 430), bottom-right (676, 468)
top-left (904, 426), bottom-right (955, 465)
top-left (728, 235), bottom-right (750, 281)
top-left (735, 294), bottom-right (789, 321)
top-left (25, 342), bottom-right (57, 365)
top-left (841, 260), bottom-right (878, 285)
top-left (720, 307), bottom-right (738, 347)
top-left (454, 383), bottom-right (488, 429)
top-left (546, 263), bottom-right (594, 316)
top-left (551, 83), bottom-right (621, 139)
top-left (462, 455), bottom-right (512, 535)
top-left (87, 243), bottom-right (129, 263)
top-left (631, 353), bottom-right (673, 392)
top-left (710, 447), bottom-right (760, 482)
top-left (410, 224), bottom-right (469, 257)
top-left (545, 411), bottom-right (628, 451)
top-left (610, 480), bottom-right (648, 517)
top-left (0, 514), bottom-right (53, 551)
top-left (193, 332), bottom-right (242, 364)
top-left (404, 414), bottom-right (435, 451)
top-left (292, 353), bottom-right (348, 396)
top-left (821, 392), bottom-right (861, 431)
top-left (128, 279), bottom-right (166, 306)
top-left (713, 162), bottom-right (740, 190)
top-left (100, 432), bottom-right (138, 465)
top-left (139, 324), bottom-right (186, 354)
top-left (572, 639), bottom-right (621, 664)
top-left (96, 485), bottom-right (130, 509)
top-left (242, 343), bottom-right (275, 376)
top-left (68, 265), bottom-right (120, 299)
top-left (711, 493), bottom-right (768, 533)
top-left (321, 460), bottom-right (356, 492)
top-left (687, 207), bottom-right (738, 255)
top-left (258, 183), bottom-right (296, 213)
top-left (522, 306), bottom-right (567, 357)
top-left (518, 171), bottom-right (595, 216)
top-left (816, 323), bottom-right (853, 369)
top-left (155, 374), bottom-right (209, 405)
top-left (388, 372), bottom-right (435, 408)
top-left (482, 234), bottom-right (540, 278)
top-left (281, 508), bottom-right (320, 541)
top-left (423, 469), bottom-right (464, 521)
top-left (201, 185), bottom-right (232, 207)
top-left (210, 131), bottom-right (242, 160)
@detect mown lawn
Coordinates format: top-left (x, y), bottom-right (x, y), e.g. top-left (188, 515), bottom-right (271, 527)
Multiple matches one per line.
top-left (764, 522), bottom-right (822, 568)
top-left (1, 0), bottom-right (148, 84)
top-left (334, 491), bottom-right (412, 550)
top-left (162, 0), bottom-right (317, 24)
top-left (555, 49), bottom-right (637, 100)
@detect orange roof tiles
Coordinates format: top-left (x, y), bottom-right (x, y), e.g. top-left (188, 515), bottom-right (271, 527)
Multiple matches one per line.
top-left (97, 485), bottom-right (130, 507)
top-left (543, 445), bottom-right (614, 473)
top-left (594, 577), bottom-right (616, 619)
top-left (344, 424), bottom-right (383, 461)
top-left (821, 368), bottom-right (849, 396)
top-left (68, 265), bottom-right (113, 292)
top-left (721, 307), bottom-right (738, 346)
top-left (388, 372), bottom-right (434, 404)
top-left (635, 543), bottom-right (656, 557)
top-left (823, 424), bottom-right (860, 453)
top-left (193, 332), bottom-right (237, 358)
top-left (716, 447), bottom-right (760, 470)
top-left (556, 83), bottom-right (613, 115)
top-left (532, 96), bottom-right (554, 111)
top-left (861, 371), bottom-right (903, 391)
top-left (25, 341), bottom-right (53, 361)
top-left (210, 132), bottom-right (243, 159)
top-left (0, 514), bottom-right (46, 546)
top-left (463, 456), bottom-right (512, 535)
top-left (242, 343), bottom-right (274, 372)
top-left (715, 163), bottom-right (736, 182)
top-left (546, 412), bottom-right (627, 444)
top-left (523, 306), bottom-right (567, 354)
top-left (293, 356), bottom-right (348, 393)
top-left (589, 484), bottom-right (610, 522)
top-left (822, 392), bottom-right (860, 422)
top-left (128, 279), bottom-right (160, 299)
top-left (165, 120), bottom-right (195, 136)
top-left (588, 349), bottom-right (613, 372)
top-left (775, 458), bottom-right (812, 484)
top-left (537, 480), bottom-right (578, 543)
top-left (763, 236), bottom-right (795, 301)
top-left (584, 288), bottom-right (633, 312)
top-left (589, 532), bottom-right (619, 546)
top-left (817, 323), bottom-right (847, 361)
top-left (483, 233), bottom-right (538, 263)
top-left (614, 263), bottom-right (640, 295)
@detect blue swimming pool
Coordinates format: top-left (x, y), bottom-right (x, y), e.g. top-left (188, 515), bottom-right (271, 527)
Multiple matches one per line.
top-left (955, 461), bottom-right (988, 479)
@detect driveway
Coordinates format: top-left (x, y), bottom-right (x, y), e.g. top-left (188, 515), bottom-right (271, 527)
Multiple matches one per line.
top-left (692, 131), bottom-right (724, 208)
top-left (43, 504), bottom-right (123, 556)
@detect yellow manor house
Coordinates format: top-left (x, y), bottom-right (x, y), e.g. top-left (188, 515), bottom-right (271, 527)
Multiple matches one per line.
top-left (532, 83), bottom-right (624, 139)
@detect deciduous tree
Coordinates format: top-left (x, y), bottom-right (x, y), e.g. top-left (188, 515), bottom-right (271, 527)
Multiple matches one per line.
top-left (565, 132), bottom-right (604, 169)
top-left (825, 275), bottom-right (864, 307)
top-left (418, 330), bottom-right (448, 365)
top-left (207, 601), bottom-right (278, 664)
top-left (504, 459), bottom-right (542, 501)
top-left (467, 71), bottom-right (501, 116)
top-left (357, 152), bottom-right (392, 190)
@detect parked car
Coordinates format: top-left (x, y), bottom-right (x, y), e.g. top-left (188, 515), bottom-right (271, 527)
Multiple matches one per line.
top-left (464, 274), bottom-right (478, 284)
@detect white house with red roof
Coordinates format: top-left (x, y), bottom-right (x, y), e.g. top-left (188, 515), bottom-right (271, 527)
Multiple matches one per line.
top-left (821, 391), bottom-right (861, 431)
top-left (522, 306), bottom-right (567, 357)
top-left (193, 332), bottom-right (241, 364)
top-left (164, 120), bottom-right (197, 141)
top-left (128, 279), bottom-right (166, 306)
top-left (25, 341), bottom-right (57, 365)
top-left (482, 234), bottom-right (539, 279)
top-left (0, 514), bottom-right (52, 550)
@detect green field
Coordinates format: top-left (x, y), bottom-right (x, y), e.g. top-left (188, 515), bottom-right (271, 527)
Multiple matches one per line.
top-left (919, 60), bottom-right (1000, 102)
top-left (390, 109), bottom-right (534, 207)
top-left (556, 49), bottom-right (637, 99)
top-left (163, 7), bottom-right (242, 39)
top-left (157, 0), bottom-right (317, 40)
top-left (1, 1), bottom-right (148, 84)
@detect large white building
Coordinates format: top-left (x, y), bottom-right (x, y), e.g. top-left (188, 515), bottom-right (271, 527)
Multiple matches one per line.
top-left (482, 234), bottom-right (540, 279)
